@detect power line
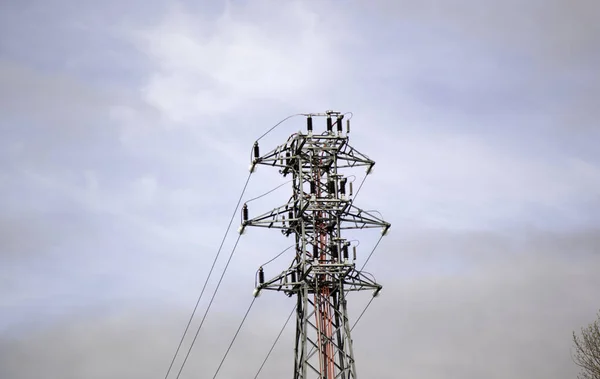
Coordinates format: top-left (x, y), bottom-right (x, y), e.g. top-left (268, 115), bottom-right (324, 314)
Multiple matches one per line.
top-left (255, 114), bottom-right (303, 142)
top-left (165, 114), bottom-right (300, 379)
top-left (245, 180), bottom-right (293, 204)
top-left (253, 305), bottom-right (296, 379)
top-left (351, 296), bottom-right (375, 332)
top-left (360, 235), bottom-right (384, 271)
top-left (212, 297), bottom-right (257, 379)
top-left (163, 173), bottom-right (252, 379)
top-left (351, 173), bottom-right (368, 203)
top-left (212, 244), bottom-right (299, 378)
top-left (259, 245), bottom-right (294, 269)
top-left (174, 232), bottom-right (244, 379)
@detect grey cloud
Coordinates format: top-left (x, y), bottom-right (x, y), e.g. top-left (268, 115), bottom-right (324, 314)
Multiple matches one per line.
top-left (0, 2), bottom-right (598, 378)
top-left (345, 0), bottom-right (600, 135)
top-left (362, 0), bottom-right (600, 63)
top-left (1, 228), bottom-right (599, 378)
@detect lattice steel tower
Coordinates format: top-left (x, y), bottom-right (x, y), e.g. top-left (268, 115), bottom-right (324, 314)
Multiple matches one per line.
top-left (240, 111), bottom-right (391, 379)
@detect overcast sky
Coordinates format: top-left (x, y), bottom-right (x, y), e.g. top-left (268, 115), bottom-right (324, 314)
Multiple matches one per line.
top-left (1, 0), bottom-right (599, 378)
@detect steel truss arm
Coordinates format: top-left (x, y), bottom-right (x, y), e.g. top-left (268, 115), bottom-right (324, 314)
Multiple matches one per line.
top-left (256, 265), bottom-right (382, 296)
top-left (242, 201), bottom-right (390, 234)
top-left (251, 133), bottom-right (376, 175)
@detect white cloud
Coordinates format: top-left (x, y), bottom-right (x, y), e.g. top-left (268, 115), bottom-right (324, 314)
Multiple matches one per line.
top-left (2, 228), bottom-right (599, 379)
top-left (351, 127), bottom-right (600, 229)
top-left (130, 0), bottom-right (350, 124)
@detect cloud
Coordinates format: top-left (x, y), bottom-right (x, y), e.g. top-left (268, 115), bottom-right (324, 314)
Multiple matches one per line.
top-left (0, 1), bottom-right (599, 378)
top-left (362, 0), bottom-right (600, 64)
top-left (1, 228), bottom-right (598, 378)
top-left (344, 128), bottom-right (600, 230)
top-left (129, 0), bottom-right (353, 124)
top-left (342, 0), bottom-right (600, 136)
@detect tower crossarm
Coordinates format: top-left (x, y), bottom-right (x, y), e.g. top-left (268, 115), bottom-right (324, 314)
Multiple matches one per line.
top-left (256, 264), bottom-right (382, 297)
top-left (250, 133), bottom-right (376, 176)
top-left (242, 201), bottom-right (390, 235)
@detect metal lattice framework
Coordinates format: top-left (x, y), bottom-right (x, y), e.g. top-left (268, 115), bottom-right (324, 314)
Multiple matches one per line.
top-left (240, 111), bottom-right (390, 379)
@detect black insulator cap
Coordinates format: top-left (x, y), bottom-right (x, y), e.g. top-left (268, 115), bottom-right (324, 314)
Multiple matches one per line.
top-left (307, 116), bottom-right (313, 133)
top-left (336, 116), bottom-right (343, 132)
top-left (328, 180), bottom-right (335, 194)
top-left (343, 245), bottom-right (349, 260)
top-left (327, 116), bottom-right (333, 132)
top-left (288, 210), bottom-right (293, 220)
top-left (310, 181), bottom-right (316, 194)
top-left (291, 271), bottom-right (297, 283)
top-left (253, 142), bottom-right (259, 159)
top-left (353, 246), bottom-right (357, 260)
top-left (331, 244), bottom-right (339, 260)
top-left (340, 178), bottom-right (347, 195)
top-left (313, 244), bottom-right (319, 259)
top-left (286, 151), bottom-right (291, 166)
top-left (242, 204), bottom-right (249, 222)
top-left (259, 267), bottom-right (265, 284)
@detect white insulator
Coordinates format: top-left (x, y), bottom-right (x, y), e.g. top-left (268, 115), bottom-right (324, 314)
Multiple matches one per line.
top-left (381, 225), bottom-right (390, 236)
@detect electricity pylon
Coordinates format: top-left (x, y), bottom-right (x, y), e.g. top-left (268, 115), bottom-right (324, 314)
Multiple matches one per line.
top-left (240, 111), bottom-right (391, 379)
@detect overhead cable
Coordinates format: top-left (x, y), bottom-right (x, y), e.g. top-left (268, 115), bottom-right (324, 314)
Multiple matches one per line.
top-left (163, 173), bottom-right (252, 379)
top-left (253, 305), bottom-right (297, 379)
top-left (165, 113), bottom-right (300, 378)
top-left (174, 233), bottom-right (245, 379)
top-left (255, 114), bottom-right (303, 142)
top-left (360, 235), bottom-right (384, 271)
top-left (212, 297), bottom-right (257, 379)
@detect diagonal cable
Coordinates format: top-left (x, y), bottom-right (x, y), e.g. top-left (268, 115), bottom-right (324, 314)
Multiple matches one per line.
top-left (256, 114), bottom-right (303, 142)
top-left (163, 173), bottom-right (251, 379)
top-left (359, 235), bottom-right (383, 271)
top-left (351, 296), bottom-right (375, 332)
top-left (253, 305), bottom-right (297, 379)
top-left (212, 297), bottom-right (257, 379)
top-left (175, 233), bottom-right (244, 379)
top-left (166, 113), bottom-right (302, 378)
top-left (351, 174), bottom-right (368, 203)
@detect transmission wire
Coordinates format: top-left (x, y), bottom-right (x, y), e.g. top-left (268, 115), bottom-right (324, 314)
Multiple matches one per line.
top-left (350, 235), bottom-right (385, 332)
top-left (351, 174), bottom-right (368, 203)
top-left (359, 235), bottom-right (383, 271)
top-left (245, 180), bottom-right (293, 204)
top-left (253, 305), bottom-right (297, 379)
top-left (169, 113), bottom-right (302, 378)
top-left (174, 232), bottom-right (244, 379)
top-left (351, 296), bottom-right (375, 331)
top-left (256, 114), bottom-right (303, 142)
top-left (163, 173), bottom-right (252, 379)
top-left (212, 297), bottom-right (257, 379)
top-left (260, 245), bottom-right (295, 268)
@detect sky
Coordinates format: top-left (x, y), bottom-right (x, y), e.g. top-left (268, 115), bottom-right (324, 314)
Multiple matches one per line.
top-left (0, 0), bottom-right (599, 378)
